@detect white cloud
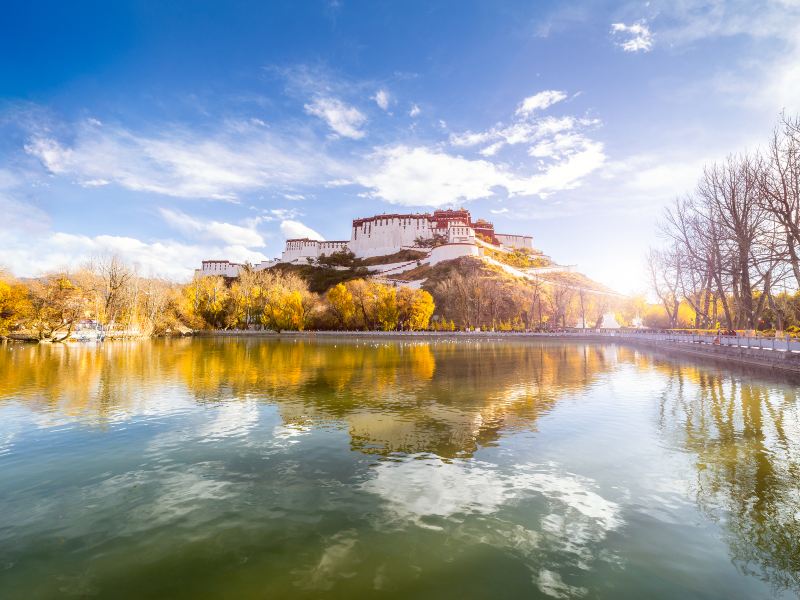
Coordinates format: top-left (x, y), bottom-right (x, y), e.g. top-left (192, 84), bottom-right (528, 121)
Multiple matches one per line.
top-left (324, 178), bottom-right (354, 187)
top-left (357, 139), bottom-right (605, 207)
top-left (610, 21), bottom-right (653, 53)
top-left (650, 0), bottom-right (798, 45)
top-left (0, 168), bottom-right (21, 189)
top-left (600, 153), bottom-right (709, 206)
top-left (450, 130), bottom-right (495, 147)
top-left (515, 137), bottom-right (606, 196)
top-left (282, 193), bottom-right (305, 201)
top-left (1, 228), bottom-right (266, 280)
top-left (159, 208), bottom-right (265, 247)
top-left (479, 141), bottom-right (505, 157)
top-left (409, 103), bottom-right (421, 118)
top-left (0, 170), bottom-right (51, 237)
top-left (304, 97), bottom-right (367, 139)
top-left (644, 0), bottom-right (800, 113)
top-left (441, 96), bottom-right (604, 200)
top-left (451, 113), bottom-right (585, 156)
top-left (256, 207), bottom-right (303, 222)
top-left (0, 194), bottom-right (50, 241)
top-left (280, 219), bottom-right (324, 240)
top-left (373, 89), bottom-right (390, 111)
top-left (25, 119), bottom-right (338, 201)
top-left (0, 170), bottom-right (268, 278)
top-left (528, 132), bottom-right (590, 159)
top-left (515, 90), bottom-right (567, 116)
top-left (536, 115), bottom-right (584, 136)
top-left (357, 146), bottom-right (507, 206)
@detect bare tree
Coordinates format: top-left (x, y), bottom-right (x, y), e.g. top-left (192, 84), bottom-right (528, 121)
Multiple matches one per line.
top-left (647, 246), bottom-right (682, 328)
top-left (759, 114), bottom-right (800, 288)
top-left (549, 283), bottom-right (574, 329)
top-left (82, 254), bottom-right (137, 328)
top-left (699, 155), bottom-right (775, 328)
top-left (661, 150), bottom-right (780, 330)
top-left (664, 194), bottom-right (734, 327)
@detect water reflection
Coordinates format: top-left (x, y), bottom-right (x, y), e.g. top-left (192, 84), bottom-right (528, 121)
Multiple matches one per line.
top-left (656, 362), bottom-right (800, 592)
top-left (0, 338), bottom-right (623, 457)
top-left (2, 338), bottom-right (800, 598)
top-left (362, 453), bottom-right (622, 596)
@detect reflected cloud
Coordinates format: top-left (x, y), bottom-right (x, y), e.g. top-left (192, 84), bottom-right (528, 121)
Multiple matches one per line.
top-left (197, 400), bottom-right (260, 441)
top-left (294, 529), bottom-right (360, 591)
top-left (363, 455), bottom-right (509, 521)
top-left (273, 422), bottom-right (312, 446)
top-left (536, 569), bottom-right (587, 599)
top-left (363, 454), bottom-right (620, 529)
top-left (363, 453), bottom-right (622, 598)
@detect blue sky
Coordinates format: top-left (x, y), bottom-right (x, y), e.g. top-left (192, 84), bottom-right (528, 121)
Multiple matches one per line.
top-left (1, 0), bottom-right (799, 292)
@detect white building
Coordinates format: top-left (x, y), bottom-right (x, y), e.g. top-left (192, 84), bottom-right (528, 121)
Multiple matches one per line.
top-left (281, 239), bottom-right (349, 263)
top-left (198, 209), bottom-right (535, 275)
top-left (280, 209), bottom-right (533, 263)
top-left (195, 260), bottom-right (243, 278)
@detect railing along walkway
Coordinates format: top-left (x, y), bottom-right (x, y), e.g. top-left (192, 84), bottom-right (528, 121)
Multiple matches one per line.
top-left (600, 331), bottom-right (800, 353)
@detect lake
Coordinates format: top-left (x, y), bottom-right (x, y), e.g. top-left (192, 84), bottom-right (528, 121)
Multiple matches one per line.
top-left (1, 337), bottom-right (799, 599)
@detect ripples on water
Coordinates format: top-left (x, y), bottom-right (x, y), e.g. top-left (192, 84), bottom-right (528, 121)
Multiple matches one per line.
top-left (0, 337), bottom-right (798, 599)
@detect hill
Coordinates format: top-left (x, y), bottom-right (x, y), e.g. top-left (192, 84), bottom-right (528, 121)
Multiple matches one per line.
top-left (270, 252), bottom-right (625, 330)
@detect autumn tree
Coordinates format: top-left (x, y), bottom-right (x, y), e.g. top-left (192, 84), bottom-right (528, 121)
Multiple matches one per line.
top-left (398, 287), bottom-right (435, 331)
top-left (27, 274), bottom-right (85, 341)
top-left (548, 282), bottom-right (574, 329)
top-left (261, 272), bottom-right (315, 331)
top-left (136, 277), bottom-right (179, 335)
top-left (374, 285), bottom-right (399, 331)
top-left (346, 279), bottom-right (381, 330)
top-left (327, 282), bottom-right (356, 329)
top-left (230, 265), bottom-right (271, 328)
top-left (0, 271), bottom-right (31, 337)
top-left (178, 275), bottom-right (230, 329)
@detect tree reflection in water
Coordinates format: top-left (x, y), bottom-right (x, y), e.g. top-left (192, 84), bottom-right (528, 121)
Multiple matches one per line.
top-left (0, 338), bottom-right (620, 458)
top-left (656, 362), bottom-right (800, 594)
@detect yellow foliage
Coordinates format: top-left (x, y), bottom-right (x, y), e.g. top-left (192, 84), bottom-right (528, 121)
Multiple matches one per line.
top-left (327, 283), bottom-right (356, 328)
top-left (260, 273), bottom-right (313, 331)
top-left (375, 285), bottom-right (399, 331)
top-left (0, 273), bottom-right (31, 336)
top-left (408, 289), bottom-right (435, 331)
top-left (179, 275), bottom-right (229, 329)
top-left (397, 287), bottom-right (435, 331)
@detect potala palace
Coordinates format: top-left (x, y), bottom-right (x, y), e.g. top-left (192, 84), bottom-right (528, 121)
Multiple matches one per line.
top-left (197, 209), bottom-right (540, 279)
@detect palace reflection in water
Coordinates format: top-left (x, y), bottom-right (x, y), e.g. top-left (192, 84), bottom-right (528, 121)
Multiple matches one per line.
top-left (0, 338), bottom-right (798, 599)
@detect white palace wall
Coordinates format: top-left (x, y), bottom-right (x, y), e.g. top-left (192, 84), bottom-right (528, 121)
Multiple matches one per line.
top-left (281, 239), bottom-right (348, 263)
top-left (429, 243), bottom-right (481, 266)
top-left (197, 260), bottom-right (243, 278)
top-left (349, 215), bottom-right (432, 258)
top-left (495, 233), bottom-right (533, 250)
